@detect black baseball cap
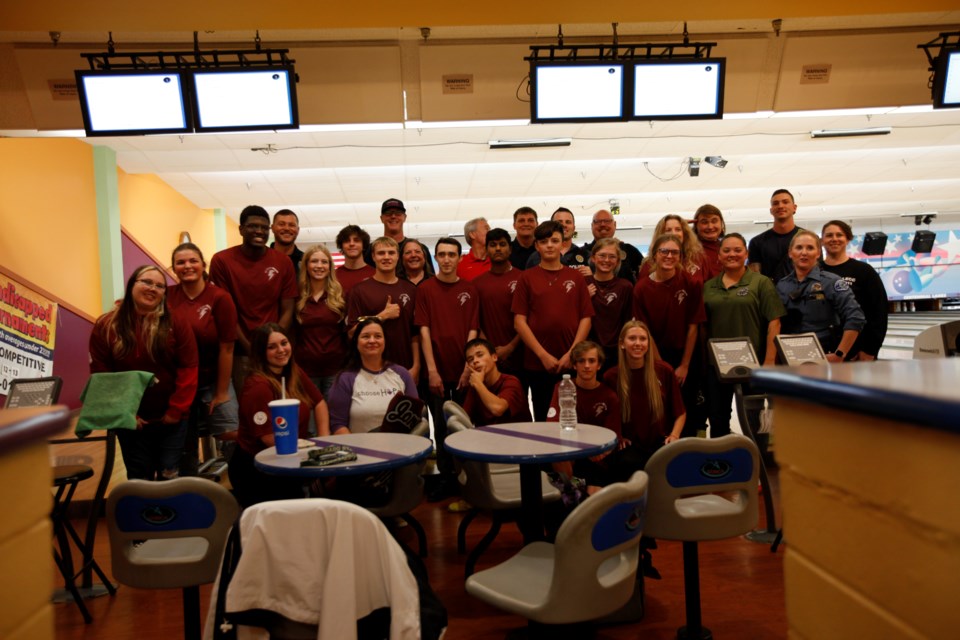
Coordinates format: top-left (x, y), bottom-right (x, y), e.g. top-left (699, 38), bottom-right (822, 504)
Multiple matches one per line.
top-left (381, 198), bottom-right (406, 214)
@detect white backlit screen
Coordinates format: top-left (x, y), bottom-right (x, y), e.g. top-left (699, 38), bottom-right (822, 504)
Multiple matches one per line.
top-left (633, 60), bottom-right (724, 119)
top-left (936, 50), bottom-right (960, 109)
top-left (192, 68), bottom-right (296, 130)
top-left (78, 72), bottom-right (189, 135)
top-left (533, 63), bottom-right (625, 121)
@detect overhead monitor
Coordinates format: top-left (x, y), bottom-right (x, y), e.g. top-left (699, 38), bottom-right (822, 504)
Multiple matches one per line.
top-left (632, 58), bottom-right (725, 120)
top-left (190, 67), bottom-right (299, 132)
top-left (75, 69), bottom-right (191, 136)
top-left (933, 49), bottom-right (960, 110)
top-left (530, 61), bottom-right (627, 123)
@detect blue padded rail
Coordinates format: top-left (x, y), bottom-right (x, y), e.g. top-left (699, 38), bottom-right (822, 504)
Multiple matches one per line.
top-left (665, 449), bottom-right (753, 489)
top-left (591, 497), bottom-right (646, 552)
top-left (115, 493), bottom-right (217, 533)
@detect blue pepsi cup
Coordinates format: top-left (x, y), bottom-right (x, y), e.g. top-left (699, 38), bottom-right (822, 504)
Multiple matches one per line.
top-left (268, 399), bottom-right (300, 455)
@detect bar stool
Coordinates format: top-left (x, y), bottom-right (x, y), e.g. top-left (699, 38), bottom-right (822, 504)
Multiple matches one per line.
top-left (50, 464), bottom-right (107, 624)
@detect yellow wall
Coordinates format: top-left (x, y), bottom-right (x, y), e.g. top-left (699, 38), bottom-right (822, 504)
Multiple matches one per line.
top-left (0, 138), bottom-right (235, 318)
top-left (0, 138), bottom-right (101, 316)
top-left (118, 170), bottom-right (231, 269)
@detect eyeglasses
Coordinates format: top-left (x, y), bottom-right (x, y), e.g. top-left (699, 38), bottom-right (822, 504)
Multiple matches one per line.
top-left (657, 248), bottom-right (681, 257)
top-left (136, 279), bottom-right (166, 291)
top-left (592, 218), bottom-right (614, 225)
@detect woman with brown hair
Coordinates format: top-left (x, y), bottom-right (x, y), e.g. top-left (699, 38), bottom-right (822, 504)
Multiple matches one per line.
top-left (230, 323), bottom-right (330, 505)
top-left (89, 265), bottom-right (198, 481)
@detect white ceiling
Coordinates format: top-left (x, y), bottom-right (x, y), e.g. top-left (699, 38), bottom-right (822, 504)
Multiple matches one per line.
top-left (74, 105), bottom-right (960, 245)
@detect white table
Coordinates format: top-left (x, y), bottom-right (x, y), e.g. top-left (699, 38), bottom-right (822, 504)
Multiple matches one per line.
top-left (445, 422), bottom-right (617, 542)
top-left (254, 432), bottom-right (433, 478)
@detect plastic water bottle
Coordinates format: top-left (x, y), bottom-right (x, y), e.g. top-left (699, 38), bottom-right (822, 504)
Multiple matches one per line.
top-left (558, 374), bottom-right (577, 432)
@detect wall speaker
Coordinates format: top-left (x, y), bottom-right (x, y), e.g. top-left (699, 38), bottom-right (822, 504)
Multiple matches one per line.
top-left (861, 232), bottom-right (888, 256)
top-left (911, 230), bottom-right (936, 254)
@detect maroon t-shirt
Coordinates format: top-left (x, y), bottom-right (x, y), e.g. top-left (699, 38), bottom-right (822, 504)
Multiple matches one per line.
top-left (209, 246), bottom-right (298, 338)
top-left (336, 264), bottom-right (375, 299)
top-left (237, 369), bottom-right (322, 455)
top-left (346, 278), bottom-right (418, 369)
top-left (414, 278), bottom-right (479, 383)
top-left (166, 283), bottom-right (237, 388)
top-left (632, 271), bottom-right (706, 367)
top-left (547, 381), bottom-right (621, 438)
top-left (89, 311), bottom-right (199, 422)
top-left (603, 362), bottom-right (685, 449)
top-left (586, 276), bottom-right (633, 350)
top-left (461, 373), bottom-right (531, 427)
top-left (473, 268), bottom-right (523, 372)
top-left (700, 239), bottom-right (722, 281)
top-left (511, 266), bottom-right (595, 371)
top-left (638, 254), bottom-right (709, 290)
top-left (295, 294), bottom-right (348, 378)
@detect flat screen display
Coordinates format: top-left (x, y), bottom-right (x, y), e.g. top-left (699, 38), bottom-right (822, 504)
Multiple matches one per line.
top-left (75, 70), bottom-right (191, 136)
top-left (632, 59), bottom-right (725, 120)
top-left (191, 67), bottom-right (299, 132)
top-left (531, 62), bottom-right (626, 122)
top-left (933, 49), bottom-right (960, 109)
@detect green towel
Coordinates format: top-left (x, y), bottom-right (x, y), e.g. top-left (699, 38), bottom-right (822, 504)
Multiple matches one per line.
top-left (75, 371), bottom-right (156, 436)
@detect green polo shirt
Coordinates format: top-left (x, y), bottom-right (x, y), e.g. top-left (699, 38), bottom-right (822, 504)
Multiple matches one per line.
top-left (703, 270), bottom-right (786, 361)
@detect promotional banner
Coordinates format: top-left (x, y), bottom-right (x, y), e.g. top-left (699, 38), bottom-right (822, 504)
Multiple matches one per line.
top-left (0, 274), bottom-right (58, 394)
top-left (850, 230), bottom-right (960, 302)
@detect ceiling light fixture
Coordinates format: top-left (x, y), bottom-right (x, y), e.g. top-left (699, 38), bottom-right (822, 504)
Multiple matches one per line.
top-left (488, 138), bottom-right (571, 149)
top-left (810, 127), bottom-right (892, 138)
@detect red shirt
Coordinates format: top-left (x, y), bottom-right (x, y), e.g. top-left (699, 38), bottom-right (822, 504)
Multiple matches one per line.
top-left (336, 264), bottom-right (375, 299)
top-left (461, 373), bottom-right (530, 427)
top-left (603, 361), bottom-right (685, 449)
top-left (237, 368), bottom-right (322, 455)
top-left (166, 283), bottom-right (237, 388)
top-left (456, 249), bottom-right (491, 282)
top-left (700, 239), bottom-right (722, 281)
top-left (295, 294), bottom-right (348, 378)
top-left (586, 276), bottom-right (633, 350)
top-left (473, 268), bottom-right (523, 372)
top-left (632, 271), bottom-right (706, 367)
top-left (511, 266), bottom-right (595, 371)
top-left (209, 246), bottom-right (298, 338)
top-left (89, 311), bottom-right (199, 422)
top-left (346, 278), bottom-right (418, 369)
top-left (414, 278), bottom-right (479, 383)
top-left (547, 381), bottom-right (621, 438)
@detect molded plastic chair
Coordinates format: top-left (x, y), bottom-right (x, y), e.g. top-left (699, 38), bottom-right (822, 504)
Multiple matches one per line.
top-left (443, 401), bottom-right (561, 576)
top-left (465, 470), bottom-right (648, 629)
top-left (106, 477), bottom-right (239, 640)
top-left (644, 434), bottom-right (760, 640)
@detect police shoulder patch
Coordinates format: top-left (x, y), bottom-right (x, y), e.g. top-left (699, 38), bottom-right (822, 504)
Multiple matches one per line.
top-left (834, 279), bottom-right (851, 292)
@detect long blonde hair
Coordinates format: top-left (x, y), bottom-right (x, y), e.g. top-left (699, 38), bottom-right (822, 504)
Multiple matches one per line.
top-left (297, 245), bottom-right (345, 322)
top-left (616, 320), bottom-right (664, 426)
top-left (643, 214), bottom-right (704, 274)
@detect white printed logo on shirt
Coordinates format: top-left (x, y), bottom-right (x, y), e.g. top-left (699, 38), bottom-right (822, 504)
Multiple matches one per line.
top-left (563, 280), bottom-right (575, 293)
top-left (508, 280), bottom-right (518, 293)
top-left (457, 292), bottom-right (472, 306)
top-left (197, 304), bottom-right (212, 320)
top-left (265, 267), bottom-right (279, 281)
top-left (399, 293), bottom-right (412, 307)
top-left (675, 290), bottom-right (688, 304)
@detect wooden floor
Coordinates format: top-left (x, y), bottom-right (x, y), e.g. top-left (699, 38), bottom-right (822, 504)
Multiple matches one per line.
top-left (54, 475), bottom-right (787, 639)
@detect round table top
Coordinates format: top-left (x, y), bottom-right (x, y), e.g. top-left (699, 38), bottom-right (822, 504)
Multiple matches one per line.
top-left (254, 432), bottom-right (433, 477)
top-left (445, 422), bottom-right (617, 464)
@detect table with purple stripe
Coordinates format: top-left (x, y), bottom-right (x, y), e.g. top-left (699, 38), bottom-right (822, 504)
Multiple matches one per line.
top-left (254, 433), bottom-right (433, 477)
top-left (445, 422), bottom-right (617, 543)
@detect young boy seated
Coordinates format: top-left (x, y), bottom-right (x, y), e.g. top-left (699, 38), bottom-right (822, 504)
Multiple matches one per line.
top-left (547, 340), bottom-right (623, 489)
top-left (461, 338), bottom-right (531, 427)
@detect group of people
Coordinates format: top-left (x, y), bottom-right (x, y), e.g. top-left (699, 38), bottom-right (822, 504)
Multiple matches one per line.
top-left (89, 190), bottom-right (888, 505)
